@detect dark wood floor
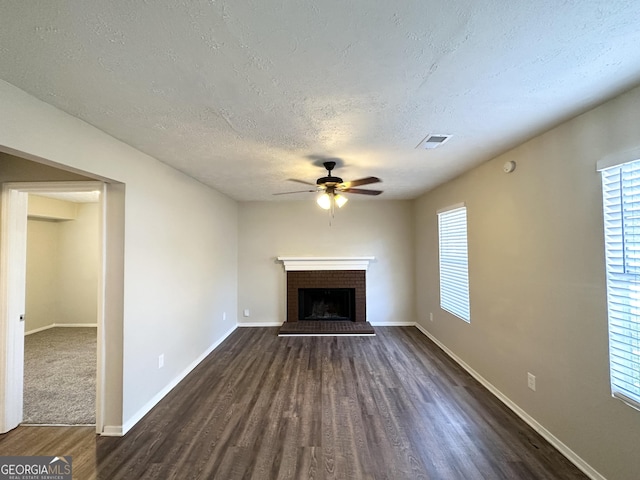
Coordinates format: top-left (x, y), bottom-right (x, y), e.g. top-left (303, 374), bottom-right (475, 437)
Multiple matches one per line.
top-left (0, 327), bottom-right (588, 479)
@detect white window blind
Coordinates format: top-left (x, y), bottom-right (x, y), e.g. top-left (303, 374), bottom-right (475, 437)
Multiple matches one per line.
top-left (602, 160), bottom-right (640, 410)
top-left (438, 205), bottom-right (470, 322)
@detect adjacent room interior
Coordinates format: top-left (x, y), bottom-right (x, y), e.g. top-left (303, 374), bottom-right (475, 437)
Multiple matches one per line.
top-left (23, 193), bottom-right (99, 425)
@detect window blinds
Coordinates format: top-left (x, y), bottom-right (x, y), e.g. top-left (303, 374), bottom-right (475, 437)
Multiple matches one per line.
top-left (438, 206), bottom-right (471, 322)
top-left (602, 161), bottom-right (640, 409)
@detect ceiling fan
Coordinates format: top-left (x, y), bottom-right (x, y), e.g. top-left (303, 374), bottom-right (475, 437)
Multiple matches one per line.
top-left (274, 161), bottom-right (383, 210)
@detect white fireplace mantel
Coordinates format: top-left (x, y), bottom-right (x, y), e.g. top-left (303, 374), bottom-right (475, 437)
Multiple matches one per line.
top-left (277, 256), bottom-right (375, 271)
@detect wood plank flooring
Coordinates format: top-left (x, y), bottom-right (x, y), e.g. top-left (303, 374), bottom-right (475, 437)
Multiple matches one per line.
top-left (0, 327), bottom-right (589, 479)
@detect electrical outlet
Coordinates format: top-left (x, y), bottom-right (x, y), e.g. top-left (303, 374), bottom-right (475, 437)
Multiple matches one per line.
top-left (223, 312), bottom-right (226, 321)
top-left (243, 309), bottom-right (250, 317)
top-left (527, 372), bottom-right (536, 391)
top-left (158, 354), bottom-right (164, 369)
top-left (429, 312), bottom-right (433, 322)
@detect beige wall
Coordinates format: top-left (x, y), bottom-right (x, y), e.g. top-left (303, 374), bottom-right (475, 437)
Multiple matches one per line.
top-left (238, 200), bottom-right (414, 325)
top-left (25, 218), bottom-right (59, 331)
top-left (25, 199), bottom-right (100, 332)
top-left (415, 84), bottom-right (640, 480)
top-left (0, 79), bottom-right (238, 431)
top-left (0, 152), bottom-right (92, 183)
top-left (58, 203), bottom-right (100, 325)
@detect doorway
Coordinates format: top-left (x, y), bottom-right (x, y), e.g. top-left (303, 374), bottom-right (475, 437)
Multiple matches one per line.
top-left (23, 192), bottom-right (100, 425)
top-left (0, 181), bottom-right (106, 433)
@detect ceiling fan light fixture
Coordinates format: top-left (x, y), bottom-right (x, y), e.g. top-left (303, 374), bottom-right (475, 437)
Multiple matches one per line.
top-left (334, 194), bottom-right (348, 208)
top-left (278, 162), bottom-right (381, 221)
top-left (317, 192), bottom-right (332, 210)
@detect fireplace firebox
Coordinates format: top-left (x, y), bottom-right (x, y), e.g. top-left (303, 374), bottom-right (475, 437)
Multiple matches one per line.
top-left (298, 288), bottom-right (355, 321)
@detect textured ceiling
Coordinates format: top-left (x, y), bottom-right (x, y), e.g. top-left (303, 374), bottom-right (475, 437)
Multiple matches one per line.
top-left (2, 1), bottom-right (640, 201)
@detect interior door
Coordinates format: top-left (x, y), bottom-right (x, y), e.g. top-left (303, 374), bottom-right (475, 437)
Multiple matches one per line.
top-left (0, 187), bottom-right (28, 433)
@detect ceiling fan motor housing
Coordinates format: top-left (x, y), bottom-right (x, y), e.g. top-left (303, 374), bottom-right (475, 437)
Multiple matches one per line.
top-left (317, 176), bottom-right (343, 186)
top-left (317, 161), bottom-right (342, 186)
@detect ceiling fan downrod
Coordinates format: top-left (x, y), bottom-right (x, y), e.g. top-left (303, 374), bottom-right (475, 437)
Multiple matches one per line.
top-left (318, 161), bottom-right (342, 185)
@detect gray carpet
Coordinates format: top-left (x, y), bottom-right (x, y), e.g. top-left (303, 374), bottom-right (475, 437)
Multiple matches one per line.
top-left (23, 327), bottom-right (96, 425)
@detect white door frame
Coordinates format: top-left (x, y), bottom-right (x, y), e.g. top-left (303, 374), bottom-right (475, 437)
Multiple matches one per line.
top-left (0, 181), bottom-right (106, 434)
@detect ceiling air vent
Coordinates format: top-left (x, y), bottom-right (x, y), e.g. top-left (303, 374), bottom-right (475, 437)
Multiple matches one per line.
top-left (416, 134), bottom-right (452, 150)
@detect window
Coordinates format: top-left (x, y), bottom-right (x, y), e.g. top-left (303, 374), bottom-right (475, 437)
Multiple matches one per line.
top-left (601, 159), bottom-right (640, 409)
top-left (438, 204), bottom-right (470, 322)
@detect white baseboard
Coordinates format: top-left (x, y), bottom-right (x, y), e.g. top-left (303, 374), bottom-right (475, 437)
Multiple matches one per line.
top-left (413, 323), bottom-right (606, 480)
top-left (101, 425), bottom-right (123, 437)
top-left (117, 324), bottom-right (237, 437)
top-left (237, 322), bottom-right (282, 327)
top-left (25, 323), bottom-right (97, 335)
top-left (25, 324), bottom-right (54, 335)
top-left (53, 323), bottom-right (97, 328)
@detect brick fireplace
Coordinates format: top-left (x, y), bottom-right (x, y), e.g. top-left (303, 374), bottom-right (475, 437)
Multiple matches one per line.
top-left (278, 257), bottom-right (373, 323)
